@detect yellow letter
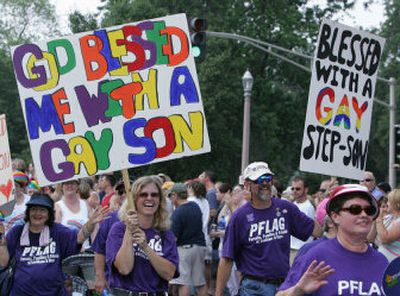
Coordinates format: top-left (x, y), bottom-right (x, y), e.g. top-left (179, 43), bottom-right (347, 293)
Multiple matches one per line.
top-left (169, 112), bottom-right (204, 153)
top-left (132, 69), bottom-right (159, 110)
top-left (66, 136), bottom-right (97, 175)
top-left (27, 52), bottom-right (60, 91)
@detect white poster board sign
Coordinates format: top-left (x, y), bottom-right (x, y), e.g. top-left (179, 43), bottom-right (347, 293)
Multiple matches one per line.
top-left (0, 115), bottom-right (14, 205)
top-left (11, 13), bottom-right (210, 186)
top-left (300, 19), bottom-right (385, 180)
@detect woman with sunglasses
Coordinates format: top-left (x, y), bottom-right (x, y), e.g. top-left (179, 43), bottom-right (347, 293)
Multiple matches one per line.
top-left (106, 176), bottom-right (179, 295)
top-left (277, 184), bottom-right (388, 296)
top-left (376, 189), bottom-right (400, 262)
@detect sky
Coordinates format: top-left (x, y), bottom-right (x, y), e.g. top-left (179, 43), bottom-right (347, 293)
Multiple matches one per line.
top-left (51, 0), bottom-right (387, 34)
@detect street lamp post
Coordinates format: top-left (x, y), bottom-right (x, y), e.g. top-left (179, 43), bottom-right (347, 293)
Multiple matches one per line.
top-left (241, 69), bottom-right (254, 173)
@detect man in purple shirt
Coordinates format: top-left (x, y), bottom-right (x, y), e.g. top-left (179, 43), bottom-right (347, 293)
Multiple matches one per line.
top-left (277, 184), bottom-right (389, 296)
top-left (215, 162), bottom-right (322, 296)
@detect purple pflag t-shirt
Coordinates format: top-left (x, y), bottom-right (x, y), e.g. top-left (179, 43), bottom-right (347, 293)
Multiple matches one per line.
top-left (6, 223), bottom-right (80, 296)
top-left (279, 238), bottom-right (389, 295)
top-left (222, 198), bottom-right (314, 279)
top-left (106, 221), bottom-right (179, 293)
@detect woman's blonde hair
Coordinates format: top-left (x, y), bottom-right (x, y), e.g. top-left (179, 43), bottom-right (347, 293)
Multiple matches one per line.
top-left (388, 189), bottom-right (400, 211)
top-left (119, 175), bottom-right (170, 231)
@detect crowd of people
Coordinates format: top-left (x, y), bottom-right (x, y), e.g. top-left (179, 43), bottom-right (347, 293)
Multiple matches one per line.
top-left (0, 158), bottom-right (397, 295)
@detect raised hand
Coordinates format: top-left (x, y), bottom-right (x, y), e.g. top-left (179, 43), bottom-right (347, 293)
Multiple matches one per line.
top-left (295, 260), bottom-right (335, 294)
top-left (125, 210), bottom-right (139, 232)
top-left (131, 228), bottom-right (147, 249)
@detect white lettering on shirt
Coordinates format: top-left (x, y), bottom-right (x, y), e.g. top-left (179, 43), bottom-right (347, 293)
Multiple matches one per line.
top-left (338, 280), bottom-right (382, 295)
top-left (20, 241), bottom-right (59, 265)
top-left (248, 217), bottom-right (288, 244)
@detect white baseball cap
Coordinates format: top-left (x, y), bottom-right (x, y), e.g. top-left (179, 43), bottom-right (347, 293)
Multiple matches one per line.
top-left (243, 161), bottom-right (274, 181)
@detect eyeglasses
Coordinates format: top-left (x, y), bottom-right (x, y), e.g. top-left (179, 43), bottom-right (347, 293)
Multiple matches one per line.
top-left (318, 188), bottom-right (327, 193)
top-left (291, 187), bottom-right (302, 191)
top-left (340, 204), bottom-right (377, 216)
top-left (138, 192), bottom-right (160, 198)
top-left (255, 175), bottom-right (273, 184)
top-left (362, 179), bottom-right (374, 182)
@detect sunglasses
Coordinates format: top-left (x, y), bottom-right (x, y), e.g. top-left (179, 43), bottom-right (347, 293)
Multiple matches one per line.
top-left (362, 178), bottom-right (374, 182)
top-left (318, 188), bottom-right (327, 193)
top-left (291, 187), bottom-right (302, 191)
top-left (255, 175), bottom-right (273, 184)
top-left (340, 204), bottom-right (377, 216)
top-left (138, 192), bottom-right (160, 198)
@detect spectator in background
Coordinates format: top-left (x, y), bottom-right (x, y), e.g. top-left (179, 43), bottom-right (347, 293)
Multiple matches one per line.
top-left (170, 183), bottom-right (207, 296)
top-left (12, 158), bottom-right (26, 173)
top-left (360, 171), bottom-right (384, 201)
top-left (315, 177), bottom-right (339, 226)
top-left (79, 177), bottom-right (100, 211)
top-left (313, 179), bottom-right (331, 206)
top-left (99, 174), bottom-right (116, 208)
top-left (277, 184), bottom-right (388, 296)
top-left (4, 171), bottom-right (30, 233)
top-left (55, 180), bottom-right (90, 233)
top-left (376, 189), bottom-right (400, 262)
top-left (290, 176), bottom-right (316, 264)
top-left (199, 170), bottom-right (219, 295)
top-left (26, 180), bottom-right (40, 196)
top-left (108, 180), bottom-right (127, 211)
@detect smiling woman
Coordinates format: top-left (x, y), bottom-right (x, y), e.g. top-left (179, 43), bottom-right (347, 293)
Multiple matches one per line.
top-left (0, 193), bottom-right (108, 295)
top-left (105, 175), bottom-right (179, 295)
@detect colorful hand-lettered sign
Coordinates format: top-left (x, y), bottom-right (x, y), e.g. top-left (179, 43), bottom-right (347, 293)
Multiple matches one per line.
top-left (11, 14), bottom-right (211, 186)
top-left (300, 19), bottom-right (385, 180)
top-left (0, 115), bottom-right (15, 205)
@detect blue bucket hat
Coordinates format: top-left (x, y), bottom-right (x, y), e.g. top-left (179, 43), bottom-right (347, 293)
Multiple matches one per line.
top-left (26, 194), bottom-right (54, 210)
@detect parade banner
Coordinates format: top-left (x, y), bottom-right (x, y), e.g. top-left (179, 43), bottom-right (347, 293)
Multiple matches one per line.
top-left (0, 115), bottom-right (14, 205)
top-left (11, 13), bottom-right (210, 186)
top-left (300, 19), bottom-right (385, 180)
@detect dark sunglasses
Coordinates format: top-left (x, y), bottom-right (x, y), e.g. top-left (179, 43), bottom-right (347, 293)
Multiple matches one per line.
top-left (139, 192), bottom-right (160, 198)
top-left (362, 178), bottom-right (374, 182)
top-left (340, 204), bottom-right (377, 216)
top-left (318, 188), bottom-right (327, 193)
top-left (255, 175), bottom-right (273, 184)
top-left (291, 187), bottom-right (302, 191)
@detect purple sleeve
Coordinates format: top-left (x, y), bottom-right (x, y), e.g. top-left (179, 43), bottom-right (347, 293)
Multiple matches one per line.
top-left (56, 224), bottom-right (80, 259)
top-left (288, 202), bottom-right (314, 241)
top-left (105, 221), bottom-right (125, 271)
top-left (5, 225), bottom-right (22, 258)
top-left (163, 230), bottom-right (179, 275)
top-left (92, 211), bottom-right (119, 254)
top-left (278, 252), bottom-right (311, 291)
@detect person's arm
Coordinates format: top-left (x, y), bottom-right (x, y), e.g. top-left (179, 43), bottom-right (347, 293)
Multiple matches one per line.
top-left (312, 221), bottom-right (323, 238)
top-left (376, 219), bottom-right (400, 244)
top-left (215, 257), bottom-right (233, 296)
top-left (94, 253), bottom-right (108, 293)
top-left (54, 203), bottom-right (62, 223)
top-left (113, 227), bottom-right (135, 275)
top-left (135, 229), bottom-right (176, 280)
top-left (276, 260), bottom-right (334, 296)
top-left (77, 206), bottom-right (110, 244)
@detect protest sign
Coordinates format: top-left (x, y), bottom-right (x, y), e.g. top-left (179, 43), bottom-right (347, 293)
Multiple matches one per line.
top-left (0, 115), bottom-right (14, 205)
top-left (11, 13), bottom-right (210, 186)
top-left (300, 19), bottom-right (385, 180)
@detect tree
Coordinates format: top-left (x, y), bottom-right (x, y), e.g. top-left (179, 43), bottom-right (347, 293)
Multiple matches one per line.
top-left (0, 0), bottom-right (60, 161)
